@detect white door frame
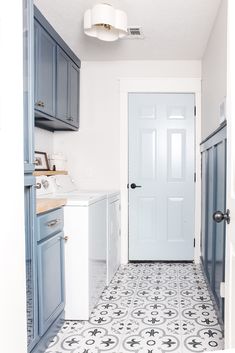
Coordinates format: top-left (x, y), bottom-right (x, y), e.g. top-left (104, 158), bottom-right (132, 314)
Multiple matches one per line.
top-left (225, 0), bottom-right (235, 347)
top-left (120, 77), bottom-right (201, 265)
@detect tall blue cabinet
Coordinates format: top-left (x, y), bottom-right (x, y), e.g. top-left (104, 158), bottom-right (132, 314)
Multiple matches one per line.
top-left (201, 123), bottom-right (227, 321)
top-left (23, 0), bottom-right (38, 350)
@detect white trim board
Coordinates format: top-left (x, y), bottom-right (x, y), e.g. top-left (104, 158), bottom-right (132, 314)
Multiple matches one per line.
top-left (119, 77), bottom-right (202, 265)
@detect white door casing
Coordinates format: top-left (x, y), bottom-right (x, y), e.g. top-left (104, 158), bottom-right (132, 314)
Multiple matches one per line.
top-left (120, 78), bottom-right (201, 265)
top-left (128, 93), bottom-right (195, 261)
top-left (225, 0), bottom-right (235, 348)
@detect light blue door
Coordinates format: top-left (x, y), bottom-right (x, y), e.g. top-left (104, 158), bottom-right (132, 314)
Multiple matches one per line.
top-left (129, 93), bottom-right (195, 261)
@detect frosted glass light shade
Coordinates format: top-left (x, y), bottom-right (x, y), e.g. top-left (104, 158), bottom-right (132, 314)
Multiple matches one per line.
top-left (84, 3), bottom-right (127, 41)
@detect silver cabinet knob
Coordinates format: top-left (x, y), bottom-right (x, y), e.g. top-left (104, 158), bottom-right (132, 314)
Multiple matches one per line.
top-left (35, 101), bottom-right (45, 108)
top-left (47, 219), bottom-right (61, 227)
top-left (213, 209), bottom-right (230, 224)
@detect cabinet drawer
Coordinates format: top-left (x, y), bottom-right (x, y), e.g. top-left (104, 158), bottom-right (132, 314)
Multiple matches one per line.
top-left (37, 208), bottom-right (63, 241)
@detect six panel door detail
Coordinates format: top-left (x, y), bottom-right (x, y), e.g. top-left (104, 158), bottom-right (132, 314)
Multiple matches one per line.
top-left (128, 93), bottom-right (195, 261)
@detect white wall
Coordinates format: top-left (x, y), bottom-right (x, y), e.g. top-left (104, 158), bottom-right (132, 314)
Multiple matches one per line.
top-left (201, 0), bottom-right (227, 140)
top-left (0, 1), bottom-right (27, 352)
top-left (53, 60), bottom-right (201, 189)
top-left (35, 127), bottom-right (54, 155)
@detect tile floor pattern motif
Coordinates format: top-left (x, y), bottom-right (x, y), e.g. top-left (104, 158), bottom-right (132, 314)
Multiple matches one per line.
top-left (44, 263), bottom-right (224, 353)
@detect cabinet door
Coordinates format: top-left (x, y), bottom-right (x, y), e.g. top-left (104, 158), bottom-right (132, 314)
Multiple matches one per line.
top-left (35, 21), bottom-right (56, 117)
top-left (23, 0), bottom-right (34, 173)
top-left (201, 151), bottom-right (208, 266)
top-left (68, 62), bottom-right (80, 128)
top-left (38, 232), bottom-right (65, 336)
top-left (56, 47), bottom-right (69, 121)
top-left (214, 139), bottom-right (226, 316)
top-left (24, 175), bottom-right (39, 350)
top-left (206, 147), bottom-right (216, 284)
top-left (201, 126), bottom-right (227, 321)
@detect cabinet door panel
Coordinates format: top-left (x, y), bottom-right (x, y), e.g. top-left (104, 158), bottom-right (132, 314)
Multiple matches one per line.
top-left (206, 147), bottom-right (215, 285)
top-left (201, 126), bottom-right (226, 321)
top-left (35, 22), bottom-right (56, 117)
top-left (201, 151), bottom-right (208, 266)
top-left (56, 48), bottom-right (69, 121)
top-left (24, 175), bottom-right (39, 350)
top-left (214, 140), bottom-right (226, 315)
top-left (23, 0), bottom-right (34, 173)
top-left (69, 62), bottom-right (80, 128)
top-left (38, 232), bottom-right (65, 336)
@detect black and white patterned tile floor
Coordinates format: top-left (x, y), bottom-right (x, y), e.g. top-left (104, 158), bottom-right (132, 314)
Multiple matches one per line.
top-left (44, 263), bottom-right (224, 353)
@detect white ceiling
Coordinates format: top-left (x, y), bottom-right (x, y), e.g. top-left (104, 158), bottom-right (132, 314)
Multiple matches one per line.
top-left (34, 0), bottom-right (222, 61)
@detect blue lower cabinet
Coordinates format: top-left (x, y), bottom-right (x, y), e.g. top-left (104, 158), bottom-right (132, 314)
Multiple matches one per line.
top-left (37, 230), bottom-right (65, 336)
top-left (24, 176), bottom-right (39, 351)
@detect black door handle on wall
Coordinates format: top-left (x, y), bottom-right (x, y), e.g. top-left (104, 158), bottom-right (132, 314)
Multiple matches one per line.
top-left (130, 183), bottom-right (142, 189)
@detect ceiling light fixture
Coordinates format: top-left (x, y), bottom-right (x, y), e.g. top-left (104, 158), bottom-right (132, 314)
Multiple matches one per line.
top-left (84, 3), bottom-right (128, 42)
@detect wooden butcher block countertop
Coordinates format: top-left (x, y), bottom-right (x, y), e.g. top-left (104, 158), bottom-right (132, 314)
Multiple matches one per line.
top-left (36, 198), bottom-right (67, 214)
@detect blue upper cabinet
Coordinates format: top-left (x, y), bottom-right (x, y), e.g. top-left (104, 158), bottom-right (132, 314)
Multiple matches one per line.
top-left (56, 47), bottom-right (69, 122)
top-left (34, 21), bottom-right (56, 118)
top-left (34, 6), bottom-right (80, 131)
top-left (56, 48), bottom-right (79, 128)
top-left (69, 62), bottom-right (80, 128)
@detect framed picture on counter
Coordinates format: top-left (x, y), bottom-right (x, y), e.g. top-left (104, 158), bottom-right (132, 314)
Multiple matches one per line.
top-left (34, 151), bottom-right (50, 171)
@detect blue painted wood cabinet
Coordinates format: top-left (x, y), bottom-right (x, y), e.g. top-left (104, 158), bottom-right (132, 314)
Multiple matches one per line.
top-left (23, 0), bottom-right (35, 175)
top-left (34, 20), bottom-right (56, 118)
top-left (201, 124), bottom-right (227, 320)
top-left (24, 3), bottom-right (66, 350)
top-left (24, 176), bottom-right (38, 350)
top-left (23, 0), bottom-right (39, 350)
top-left (34, 6), bottom-right (80, 131)
top-left (57, 47), bottom-right (80, 128)
top-left (37, 208), bottom-right (65, 336)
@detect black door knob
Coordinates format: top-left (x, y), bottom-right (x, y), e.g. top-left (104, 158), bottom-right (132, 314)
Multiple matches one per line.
top-left (130, 183), bottom-right (142, 189)
top-left (213, 209), bottom-right (230, 224)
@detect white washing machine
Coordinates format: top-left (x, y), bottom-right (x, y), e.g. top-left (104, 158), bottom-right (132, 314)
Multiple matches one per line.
top-left (36, 175), bottom-right (107, 320)
top-left (50, 175), bottom-right (121, 285)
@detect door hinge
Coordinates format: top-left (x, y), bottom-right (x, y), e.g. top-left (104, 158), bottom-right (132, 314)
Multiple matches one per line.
top-left (194, 238), bottom-right (196, 247)
top-left (220, 282), bottom-right (225, 298)
top-left (194, 106), bottom-right (196, 116)
top-left (194, 173), bottom-right (196, 182)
